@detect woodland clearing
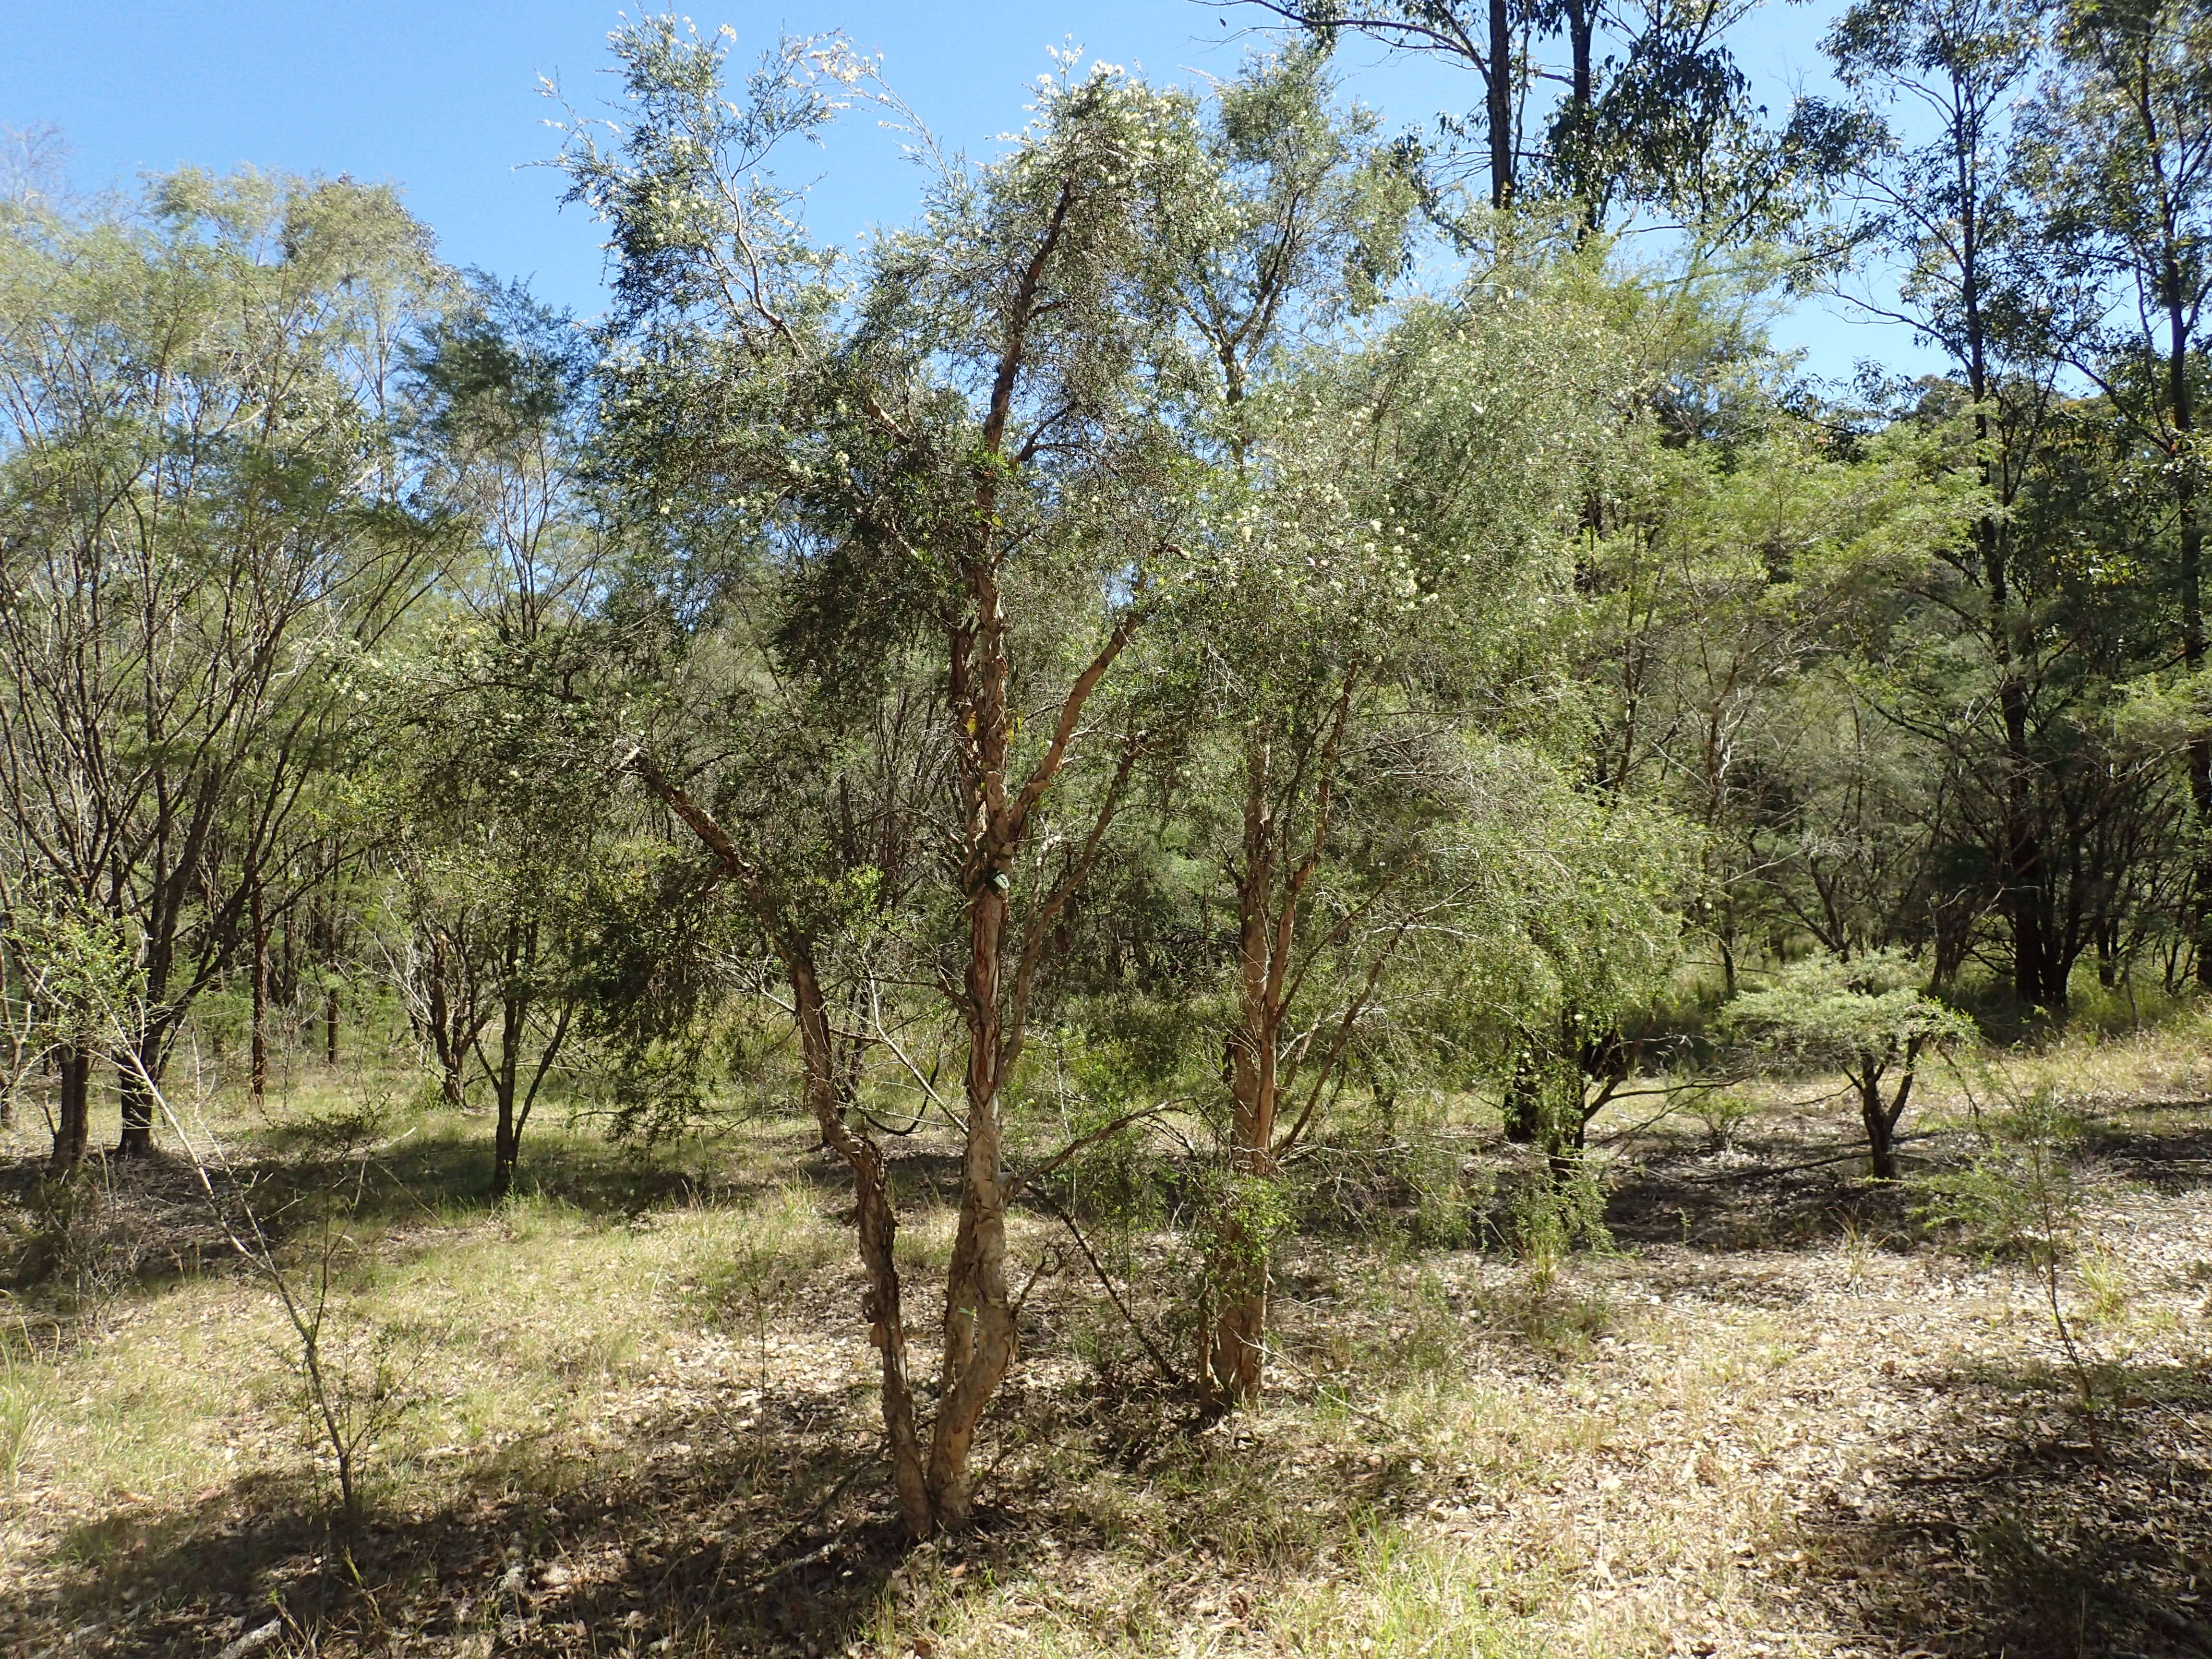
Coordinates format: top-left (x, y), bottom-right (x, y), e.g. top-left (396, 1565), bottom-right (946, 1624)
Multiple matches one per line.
top-left (4, 1018), bottom-right (2210, 1659)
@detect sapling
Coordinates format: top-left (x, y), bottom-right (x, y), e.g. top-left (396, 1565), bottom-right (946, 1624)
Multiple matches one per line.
top-left (1723, 949), bottom-right (1973, 1180)
top-left (83, 979), bottom-right (415, 1531)
top-left (1916, 1079), bottom-right (2110, 1453)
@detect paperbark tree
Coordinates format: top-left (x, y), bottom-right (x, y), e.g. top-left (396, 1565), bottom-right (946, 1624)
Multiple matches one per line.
top-left (1171, 227), bottom-right (1624, 1395)
top-left (558, 21), bottom-right (1215, 1534)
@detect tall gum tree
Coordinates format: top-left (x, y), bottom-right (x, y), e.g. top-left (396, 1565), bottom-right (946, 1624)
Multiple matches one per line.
top-left (1232, 0), bottom-right (1863, 237)
top-left (1825, 0), bottom-right (2093, 1007)
top-left (2032, 0), bottom-right (2212, 982)
top-left (0, 170), bottom-right (443, 1165)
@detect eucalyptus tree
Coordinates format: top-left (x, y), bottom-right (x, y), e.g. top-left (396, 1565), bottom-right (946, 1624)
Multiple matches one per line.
top-left (0, 169), bottom-right (444, 1164)
top-left (1823, 0), bottom-right (2106, 1007)
top-left (383, 273), bottom-right (625, 1196)
top-left (1234, 0), bottom-right (1857, 235)
top-left (1855, 385), bottom-right (2189, 1002)
top-left (557, 21), bottom-right (1219, 1535)
top-left (2032, 0), bottom-right (2212, 979)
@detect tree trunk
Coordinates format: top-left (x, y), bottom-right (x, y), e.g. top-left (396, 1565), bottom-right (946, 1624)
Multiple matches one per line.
top-left (1858, 1051), bottom-right (1916, 1184)
top-left (1860, 1073), bottom-right (1898, 1182)
top-left (628, 752), bottom-right (938, 1536)
top-left (1981, 411), bottom-right (2057, 1014)
top-left (1487, 0), bottom-right (1514, 210)
top-left (1503, 1044), bottom-right (1542, 1145)
top-left (486, 925), bottom-right (524, 1194)
top-left (489, 959), bottom-right (524, 1201)
top-left (427, 933), bottom-right (465, 1109)
top-left (1565, 0), bottom-right (1597, 232)
top-left (325, 987), bottom-right (339, 1067)
top-left (49, 1047), bottom-right (90, 1171)
top-left (115, 1030), bottom-right (158, 1158)
top-left (791, 958), bottom-right (933, 1537)
top-left (927, 877), bottom-right (1019, 1529)
top-left (1213, 816), bottom-right (1280, 1405)
top-left (250, 878), bottom-right (269, 1105)
top-left (116, 1071), bottom-right (155, 1157)
top-left (1998, 681), bottom-right (2055, 1010)
top-left (2173, 299), bottom-right (2209, 988)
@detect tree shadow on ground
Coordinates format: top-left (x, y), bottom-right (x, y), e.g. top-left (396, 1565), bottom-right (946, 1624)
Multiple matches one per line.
top-left (0, 1117), bottom-right (820, 1322)
top-left (260, 1115), bottom-right (792, 1220)
top-left (1598, 1092), bottom-right (2212, 1262)
top-left (2080, 1109), bottom-right (2212, 1197)
top-left (783, 1138), bottom-right (967, 1215)
top-left (1600, 1131), bottom-right (1943, 1255)
top-left (0, 1372), bottom-right (917, 1659)
top-left (1797, 1358), bottom-right (2212, 1658)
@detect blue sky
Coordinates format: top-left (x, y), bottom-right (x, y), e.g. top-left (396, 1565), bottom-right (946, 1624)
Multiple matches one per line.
top-left (0, 0), bottom-right (1942, 382)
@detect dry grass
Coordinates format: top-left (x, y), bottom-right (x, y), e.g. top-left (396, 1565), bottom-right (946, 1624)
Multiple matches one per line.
top-left (2, 1014), bottom-right (2211, 1659)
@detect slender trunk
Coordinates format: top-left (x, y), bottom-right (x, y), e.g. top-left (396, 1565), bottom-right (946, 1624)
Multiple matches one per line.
top-left (2172, 289), bottom-right (2209, 987)
top-left (1502, 1045), bottom-right (1543, 1145)
top-left (1487, 0), bottom-right (1514, 210)
top-left (1859, 1053), bottom-right (1915, 1183)
top-left (927, 877), bottom-right (1018, 1529)
top-left (1546, 1010), bottom-right (1606, 1181)
top-left (792, 959), bottom-right (933, 1537)
top-left (489, 930), bottom-right (524, 1201)
top-left (2000, 682), bottom-right (2052, 1009)
top-left (1861, 1070), bottom-right (1898, 1182)
top-left (1212, 1032), bottom-right (1277, 1402)
top-left (629, 751), bottom-right (938, 1535)
top-left (490, 1092), bottom-right (517, 1199)
top-left (490, 1008), bottom-right (520, 1200)
top-left (1566, 0), bottom-right (1597, 233)
top-left (324, 987), bottom-right (339, 1067)
top-left (49, 1046), bottom-right (90, 1171)
top-left (1965, 181), bottom-right (2056, 1012)
top-left (250, 877), bottom-right (269, 1105)
top-left (115, 1029), bottom-right (156, 1158)
top-left (280, 907), bottom-right (296, 1011)
top-left (1213, 773), bottom-right (1279, 1405)
top-left (1989, 506), bottom-right (2048, 1009)
top-left (427, 933), bottom-right (464, 1109)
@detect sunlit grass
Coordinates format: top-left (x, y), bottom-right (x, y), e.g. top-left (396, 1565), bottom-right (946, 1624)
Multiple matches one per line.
top-left (4, 995), bottom-right (2210, 1654)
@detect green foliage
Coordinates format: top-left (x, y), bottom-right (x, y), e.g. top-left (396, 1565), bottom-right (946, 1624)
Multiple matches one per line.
top-left (1913, 1085), bottom-right (2090, 1265)
top-left (1723, 949), bottom-right (1974, 1071)
top-left (1507, 1161), bottom-right (1614, 1270)
top-left (1198, 1170), bottom-right (1297, 1299)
